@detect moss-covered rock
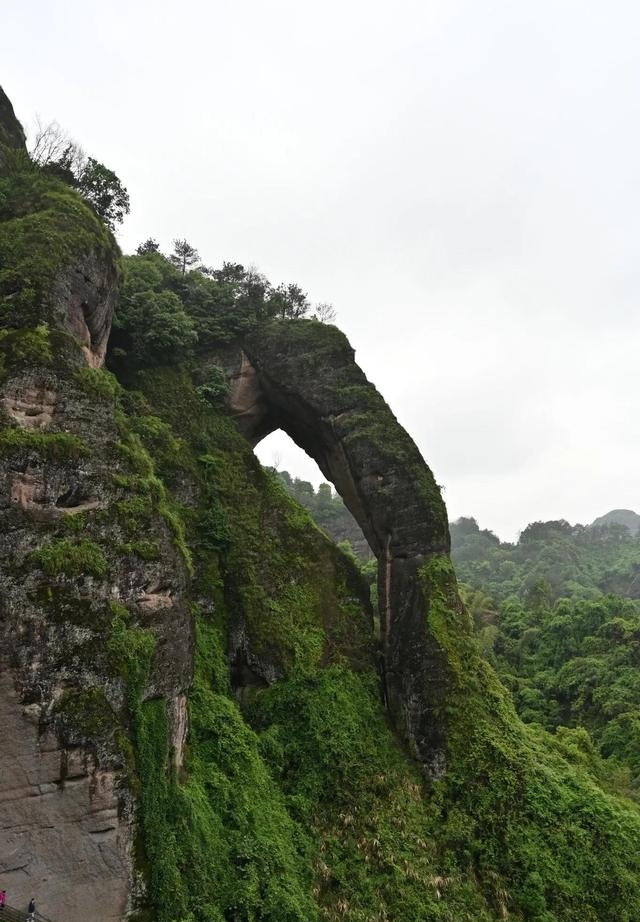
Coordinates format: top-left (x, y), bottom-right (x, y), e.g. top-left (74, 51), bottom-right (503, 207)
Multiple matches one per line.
top-left (0, 84), bottom-right (26, 163)
top-left (0, 159), bottom-right (121, 365)
top-left (225, 320), bottom-right (453, 772)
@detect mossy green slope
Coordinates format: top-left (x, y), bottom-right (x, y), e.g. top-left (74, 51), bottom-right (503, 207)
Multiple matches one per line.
top-left (122, 362), bottom-right (640, 922)
top-left (121, 365), bottom-right (491, 922)
top-left (0, 160), bottom-right (119, 328)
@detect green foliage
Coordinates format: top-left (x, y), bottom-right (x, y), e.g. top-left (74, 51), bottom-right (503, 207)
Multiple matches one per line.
top-left (451, 517), bottom-right (640, 783)
top-left (0, 326), bottom-right (86, 379)
top-left (0, 159), bottom-right (118, 327)
top-left (0, 427), bottom-right (89, 461)
top-left (135, 699), bottom-right (189, 921)
top-left (30, 537), bottom-right (108, 578)
top-left (249, 664), bottom-right (499, 921)
top-left (74, 365), bottom-right (123, 402)
top-left (5, 147), bottom-right (631, 922)
top-left (276, 470), bottom-right (373, 562)
top-left (195, 363), bottom-right (229, 408)
top-left (450, 515), bottom-right (640, 603)
top-left (113, 274), bottom-right (197, 367)
top-left (170, 238), bottom-right (200, 275)
top-left (76, 156), bottom-right (130, 229)
top-left (0, 323), bottom-right (52, 367)
top-left (113, 348), bottom-right (640, 922)
top-left (132, 366), bottom-right (372, 673)
top-left (116, 539), bottom-right (161, 561)
top-left (487, 592), bottom-right (640, 780)
top-left (106, 606), bottom-right (186, 920)
top-left (29, 121), bottom-right (130, 228)
top-left (178, 655), bottom-right (320, 922)
top-left (107, 603), bottom-right (157, 709)
top-left (113, 413), bottom-right (193, 573)
top-left (108, 251), bottom-right (335, 371)
top-left (54, 686), bottom-right (117, 739)
top-left (414, 563), bottom-right (640, 922)
top-left (131, 610), bottom-right (321, 922)
top-left (128, 413), bottom-right (189, 482)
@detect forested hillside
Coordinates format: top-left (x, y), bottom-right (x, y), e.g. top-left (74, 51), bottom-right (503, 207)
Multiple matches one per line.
top-left (276, 477), bottom-right (640, 790)
top-left (450, 515), bottom-right (640, 602)
top-left (275, 471), bottom-right (373, 560)
top-left (450, 516), bottom-right (640, 790)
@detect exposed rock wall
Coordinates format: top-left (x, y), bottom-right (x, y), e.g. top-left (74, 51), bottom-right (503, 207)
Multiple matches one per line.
top-left (0, 358), bottom-right (193, 920)
top-left (0, 85), bottom-right (26, 159)
top-left (0, 89), bottom-right (192, 920)
top-left (0, 668), bottom-right (129, 922)
top-left (52, 250), bottom-right (120, 368)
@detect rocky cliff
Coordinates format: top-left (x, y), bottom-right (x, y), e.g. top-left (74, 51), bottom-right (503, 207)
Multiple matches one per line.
top-left (3, 86), bottom-right (640, 922)
top-left (0, 86), bottom-right (25, 161)
top-left (0, 95), bottom-right (191, 919)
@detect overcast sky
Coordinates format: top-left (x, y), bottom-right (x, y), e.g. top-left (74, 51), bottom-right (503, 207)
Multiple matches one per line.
top-left (3, 0), bottom-right (640, 539)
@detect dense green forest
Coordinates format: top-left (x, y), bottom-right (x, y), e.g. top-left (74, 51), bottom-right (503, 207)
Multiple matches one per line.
top-left (109, 238), bottom-right (336, 375)
top-left (450, 515), bottom-right (640, 790)
top-left (276, 475), bottom-right (640, 791)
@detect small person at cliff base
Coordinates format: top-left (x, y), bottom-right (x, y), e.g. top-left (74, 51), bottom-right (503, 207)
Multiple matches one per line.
top-left (0, 889), bottom-right (5, 909)
top-left (26, 898), bottom-right (35, 921)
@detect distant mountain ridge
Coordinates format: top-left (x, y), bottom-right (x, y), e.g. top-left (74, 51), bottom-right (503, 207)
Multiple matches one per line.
top-left (449, 510), bottom-right (640, 602)
top-left (273, 473), bottom-right (640, 602)
top-left (590, 508), bottom-right (640, 535)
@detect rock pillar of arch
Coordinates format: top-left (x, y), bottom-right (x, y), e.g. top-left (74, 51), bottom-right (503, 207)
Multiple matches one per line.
top-left (229, 320), bottom-right (464, 778)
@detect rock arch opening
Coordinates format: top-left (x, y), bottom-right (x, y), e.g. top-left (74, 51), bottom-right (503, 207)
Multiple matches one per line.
top-left (225, 321), bottom-right (457, 777)
top-left (256, 430), bottom-right (374, 561)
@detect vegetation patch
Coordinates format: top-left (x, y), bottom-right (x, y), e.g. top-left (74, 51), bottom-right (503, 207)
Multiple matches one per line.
top-left (0, 160), bottom-right (119, 327)
top-left (74, 365), bottom-right (123, 402)
top-left (30, 537), bottom-right (108, 578)
top-left (0, 427), bottom-right (89, 460)
top-left (54, 686), bottom-right (117, 740)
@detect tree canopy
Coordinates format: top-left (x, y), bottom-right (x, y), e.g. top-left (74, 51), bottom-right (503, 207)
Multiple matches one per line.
top-left (108, 243), bottom-right (338, 371)
top-left (28, 119), bottom-right (130, 229)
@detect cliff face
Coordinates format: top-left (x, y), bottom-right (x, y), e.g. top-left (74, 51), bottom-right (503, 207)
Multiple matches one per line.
top-left (0, 99), bottom-right (192, 919)
top-left (0, 86), bottom-right (26, 161)
top-left (3, 87), bottom-right (640, 922)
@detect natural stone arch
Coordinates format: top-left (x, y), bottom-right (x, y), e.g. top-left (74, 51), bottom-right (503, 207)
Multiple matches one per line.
top-left (229, 320), bottom-right (463, 777)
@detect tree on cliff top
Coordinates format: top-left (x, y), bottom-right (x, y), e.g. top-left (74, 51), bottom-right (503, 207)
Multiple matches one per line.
top-left (29, 120), bottom-right (130, 229)
top-left (170, 238), bottom-right (201, 275)
top-left (76, 157), bottom-right (130, 230)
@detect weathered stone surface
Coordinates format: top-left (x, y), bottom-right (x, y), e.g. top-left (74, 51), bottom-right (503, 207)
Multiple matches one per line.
top-left (2, 383), bottom-right (58, 430)
top-left (0, 90), bottom-right (192, 919)
top-left (229, 321), bottom-right (456, 776)
top-left (51, 250), bottom-right (120, 368)
top-left (0, 85), bottom-right (26, 161)
top-left (0, 667), bottom-right (129, 922)
top-left (0, 365), bottom-right (192, 919)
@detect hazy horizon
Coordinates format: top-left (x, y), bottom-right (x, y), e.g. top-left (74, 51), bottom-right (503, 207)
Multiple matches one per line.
top-left (3, 0), bottom-right (639, 541)
top-left (257, 429), bottom-right (638, 542)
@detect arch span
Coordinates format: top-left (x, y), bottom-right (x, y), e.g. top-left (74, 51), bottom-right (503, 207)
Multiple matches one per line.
top-left (229, 320), bottom-right (463, 777)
